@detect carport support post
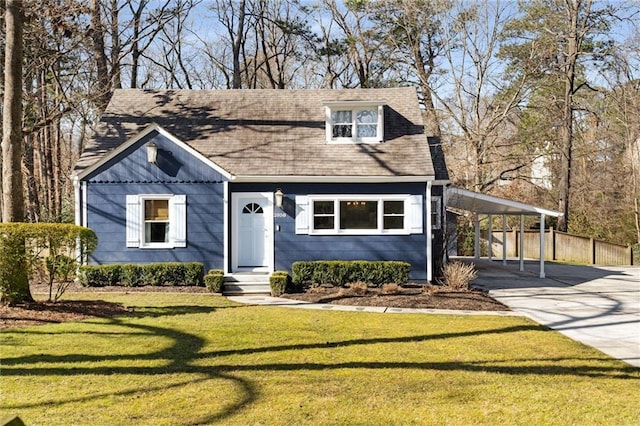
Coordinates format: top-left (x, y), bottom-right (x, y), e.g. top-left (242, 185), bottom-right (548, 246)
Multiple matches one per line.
top-left (488, 214), bottom-right (493, 261)
top-left (539, 213), bottom-right (546, 278)
top-left (502, 215), bottom-right (507, 265)
top-left (519, 214), bottom-right (525, 272)
top-left (474, 215), bottom-right (480, 260)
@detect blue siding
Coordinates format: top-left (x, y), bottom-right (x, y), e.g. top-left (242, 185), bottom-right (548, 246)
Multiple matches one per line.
top-left (232, 182), bottom-right (429, 280)
top-left (82, 130), bottom-right (227, 272)
top-left (87, 182), bottom-right (224, 271)
top-left (85, 131), bottom-right (227, 183)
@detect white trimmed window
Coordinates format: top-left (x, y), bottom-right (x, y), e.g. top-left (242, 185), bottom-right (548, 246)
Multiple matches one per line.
top-left (295, 195), bottom-right (422, 235)
top-left (324, 102), bottom-right (384, 143)
top-left (126, 194), bottom-right (187, 248)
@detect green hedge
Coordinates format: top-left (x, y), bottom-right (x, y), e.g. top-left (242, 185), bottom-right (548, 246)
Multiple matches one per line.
top-left (269, 271), bottom-right (290, 296)
top-left (291, 260), bottom-right (411, 288)
top-left (0, 222), bottom-right (97, 303)
top-left (78, 262), bottom-right (204, 287)
top-left (204, 269), bottom-right (224, 293)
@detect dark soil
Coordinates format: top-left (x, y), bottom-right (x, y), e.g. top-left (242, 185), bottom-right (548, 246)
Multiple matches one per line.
top-left (1, 282), bottom-right (508, 330)
top-left (282, 284), bottom-right (510, 311)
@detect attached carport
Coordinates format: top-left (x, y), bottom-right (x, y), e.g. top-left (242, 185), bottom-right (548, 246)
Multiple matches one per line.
top-left (446, 187), bottom-right (564, 278)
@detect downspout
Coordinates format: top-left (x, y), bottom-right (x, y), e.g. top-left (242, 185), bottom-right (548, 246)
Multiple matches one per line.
top-left (73, 175), bottom-right (81, 226)
top-left (223, 181), bottom-right (229, 276)
top-left (426, 181), bottom-right (433, 282)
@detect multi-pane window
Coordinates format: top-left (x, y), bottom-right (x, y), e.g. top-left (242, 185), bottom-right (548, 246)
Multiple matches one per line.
top-left (126, 194), bottom-right (187, 249)
top-left (144, 199), bottom-right (170, 243)
top-left (383, 201), bottom-right (404, 230)
top-left (331, 110), bottom-right (353, 138)
top-left (326, 104), bottom-right (383, 143)
top-left (356, 109), bottom-right (378, 138)
top-left (313, 200), bottom-right (335, 229)
top-left (311, 197), bottom-right (407, 234)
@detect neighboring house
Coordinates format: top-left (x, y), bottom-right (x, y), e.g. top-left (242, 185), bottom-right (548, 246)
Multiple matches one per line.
top-left (73, 88), bottom-right (449, 286)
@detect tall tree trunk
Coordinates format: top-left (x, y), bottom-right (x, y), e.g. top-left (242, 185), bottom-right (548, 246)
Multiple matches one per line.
top-left (3, 0), bottom-right (25, 223)
top-left (2, 0), bottom-right (32, 304)
top-left (557, 1), bottom-right (580, 232)
top-left (232, 0), bottom-right (247, 89)
top-left (90, 0), bottom-right (111, 111)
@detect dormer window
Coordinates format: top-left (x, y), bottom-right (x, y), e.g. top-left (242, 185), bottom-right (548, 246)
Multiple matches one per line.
top-left (324, 102), bottom-right (385, 143)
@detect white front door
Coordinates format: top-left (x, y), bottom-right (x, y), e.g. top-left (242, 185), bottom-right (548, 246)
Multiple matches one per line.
top-left (232, 192), bottom-right (273, 271)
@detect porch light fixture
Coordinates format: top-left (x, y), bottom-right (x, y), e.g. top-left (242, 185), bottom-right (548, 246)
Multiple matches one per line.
top-left (146, 142), bottom-right (158, 164)
top-left (274, 188), bottom-right (284, 208)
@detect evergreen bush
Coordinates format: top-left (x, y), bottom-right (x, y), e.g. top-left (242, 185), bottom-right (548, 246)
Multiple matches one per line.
top-left (291, 260), bottom-right (411, 288)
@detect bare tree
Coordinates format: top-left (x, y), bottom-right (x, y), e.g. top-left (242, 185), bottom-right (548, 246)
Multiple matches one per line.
top-left (2, 0), bottom-right (25, 222)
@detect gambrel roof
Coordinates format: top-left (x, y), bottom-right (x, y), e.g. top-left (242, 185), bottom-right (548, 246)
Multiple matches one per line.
top-left (75, 87), bottom-right (442, 181)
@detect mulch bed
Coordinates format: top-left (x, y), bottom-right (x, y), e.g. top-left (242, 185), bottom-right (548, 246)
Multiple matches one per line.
top-left (282, 285), bottom-right (510, 311)
top-left (1, 282), bottom-right (508, 330)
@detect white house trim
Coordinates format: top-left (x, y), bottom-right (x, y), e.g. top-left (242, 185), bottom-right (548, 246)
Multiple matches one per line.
top-left (223, 181), bottom-right (229, 275)
top-left (426, 182), bottom-right (433, 282)
top-left (75, 123), bottom-right (233, 181)
top-left (231, 175), bottom-right (434, 183)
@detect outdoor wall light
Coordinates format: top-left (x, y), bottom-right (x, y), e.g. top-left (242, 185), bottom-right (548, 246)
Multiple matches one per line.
top-left (146, 142), bottom-right (158, 164)
top-left (274, 188), bottom-right (284, 208)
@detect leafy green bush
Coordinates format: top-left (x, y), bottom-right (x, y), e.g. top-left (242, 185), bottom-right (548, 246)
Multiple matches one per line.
top-left (78, 262), bottom-right (204, 287)
top-left (0, 222), bottom-right (97, 304)
top-left (204, 269), bottom-right (224, 293)
top-left (291, 260), bottom-right (411, 288)
top-left (269, 271), bottom-right (290, 296)
top-left (77, 264), bottom-right (122, 287)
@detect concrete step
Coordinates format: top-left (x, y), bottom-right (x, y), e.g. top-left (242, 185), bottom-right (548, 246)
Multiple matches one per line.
top-left (224, 273), bottom-right (270, 283)
top-left (223, 282), bottom-right (271, 295)
top-left (223, 273), bottom-right (271, 295)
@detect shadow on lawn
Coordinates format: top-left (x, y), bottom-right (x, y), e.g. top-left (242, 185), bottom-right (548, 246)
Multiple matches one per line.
top-left (2, 306), bottom-right (638, 425)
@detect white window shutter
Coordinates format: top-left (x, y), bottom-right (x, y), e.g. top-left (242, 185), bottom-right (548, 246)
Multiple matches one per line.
top-left (170, 195), bottom-right (187, 247)
top-left (408, 194), bottom-right (423, 234)
top-left (126, 195), bottom-right (141, 247)
top-left (295, 196), bottom-right (309, 234)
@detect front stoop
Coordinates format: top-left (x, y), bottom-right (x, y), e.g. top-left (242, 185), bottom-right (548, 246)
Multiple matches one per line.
top-left (223, 273), bottom-right (271, 295)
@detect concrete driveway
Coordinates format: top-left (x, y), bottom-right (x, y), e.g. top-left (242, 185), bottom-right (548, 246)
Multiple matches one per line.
top-left (470, 259), bottom-right (640, 368)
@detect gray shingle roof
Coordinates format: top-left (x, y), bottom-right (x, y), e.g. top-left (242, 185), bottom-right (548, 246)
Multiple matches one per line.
top-left (76, 87), bottom-right (437, 179)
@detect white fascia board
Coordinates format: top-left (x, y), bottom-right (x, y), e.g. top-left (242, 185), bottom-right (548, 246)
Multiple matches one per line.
top-left (322, 100), bottom-right (386, 107)
top-left (76, 123), bottom-right (233, 181)
top-left (447, 187), bottom-right (563, 217)
top-left (231, 175), bottom-right (434, 184)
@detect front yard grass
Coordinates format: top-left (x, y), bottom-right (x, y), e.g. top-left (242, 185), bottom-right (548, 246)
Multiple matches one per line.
top-left (1, 293), bottom-right (639, 425)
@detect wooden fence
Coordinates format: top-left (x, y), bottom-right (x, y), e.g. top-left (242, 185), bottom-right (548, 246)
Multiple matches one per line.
top-left (486, 228), bottom-right (634, 266)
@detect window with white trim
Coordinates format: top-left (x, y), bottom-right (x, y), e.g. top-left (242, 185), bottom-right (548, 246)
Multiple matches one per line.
top-left (126, 194), bottom-right (187, 248)
top-left (296, 195), bottom-right (422, 235)
top-left (325, 103), bottom-right (384, 143)
top-left (144, 199), bottom-right (170, 243)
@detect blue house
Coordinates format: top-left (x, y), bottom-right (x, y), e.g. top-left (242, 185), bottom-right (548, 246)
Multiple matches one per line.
top-left (73, 88), bottom-right (449, 290)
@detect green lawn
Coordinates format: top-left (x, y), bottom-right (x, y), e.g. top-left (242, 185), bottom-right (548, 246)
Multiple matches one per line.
top-left (1, 293), bottom-right (639, 425)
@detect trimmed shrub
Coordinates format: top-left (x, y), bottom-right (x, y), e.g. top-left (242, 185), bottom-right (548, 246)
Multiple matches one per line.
top-left (77, 264), bottom-right (122, 287)
top-left (205, 269), bottom-right (224, 293)
top-left (291, 260), bottom-right (411, 288)
top-left (78, 262), bottom-right (204, 287)
top-left (270, 271), bottom-right (290, 296)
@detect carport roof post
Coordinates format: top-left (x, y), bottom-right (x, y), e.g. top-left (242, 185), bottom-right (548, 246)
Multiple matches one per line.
top-left (446, 187), bottom-right (563, 279)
